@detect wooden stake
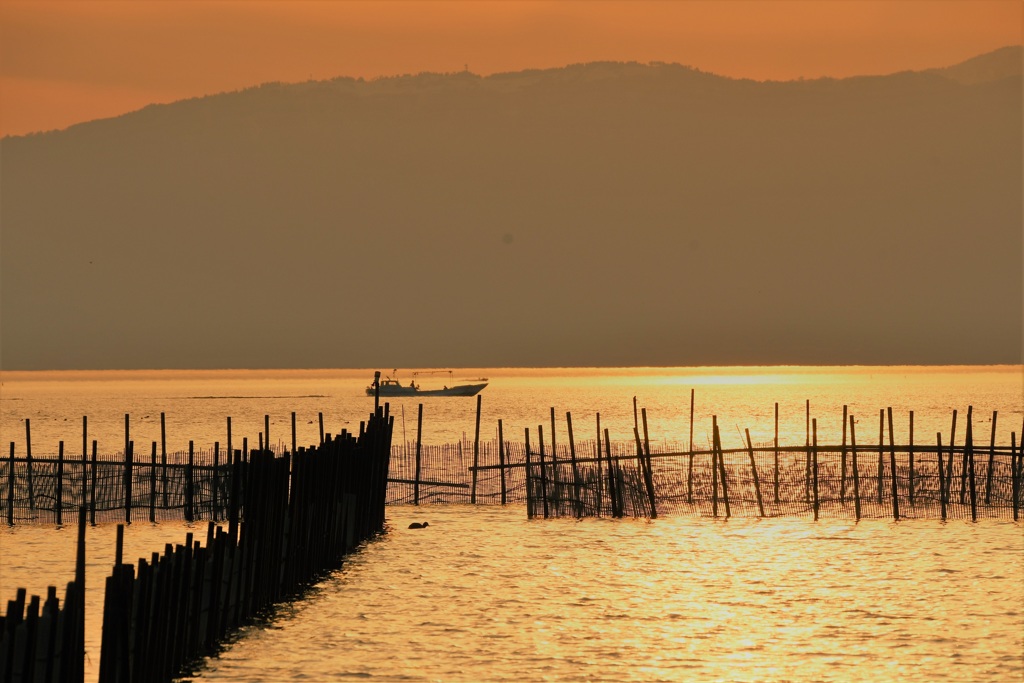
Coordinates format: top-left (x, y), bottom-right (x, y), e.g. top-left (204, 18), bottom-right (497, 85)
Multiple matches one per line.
top-left (877, 409), bottom-right (885, 504)
top-left (812, 420), bottom-right (819, 521)
top-left (471, 395), bottom-right (481, 504)
top-left (908, 411), bottom-right (915, 506)
top-left (25, 418), bottom-right (34, 510)
top-left (840, 405), bottom-right (848, 503)
top-left (773, 402), bottom-right (780, 504)
top-left (161, 412), bottom-right (168, 507)
top-left (850, 415), bottom-right (861, 521)
top-left (966, 406), bottom-right (977, 521)
top-left (745, 428), bottom-right (765, 517)
top-left (887, 407), bottom-right (900, 521)
top-left (57, 441), bottom-right (65, 526)
top-left (689, 389), bottom-right (695, 504)
top-left (537, 425), bottom-right (549, 518)
top-left (566, 412), bottom-right (581, 517)
top-left (985, 411), bottom-right (997, 504)
top-left (937, 432), bottom-right (946, 521)
top-left (150, 442), bottom-right (157, 523)
top-left (414, 404), bottom-right (423, 506)
top-left (498, 419), bottom-right (506, 506)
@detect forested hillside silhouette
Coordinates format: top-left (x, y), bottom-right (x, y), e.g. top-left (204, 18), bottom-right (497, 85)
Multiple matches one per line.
top-left (2, 48), bottom-right (1020, 370)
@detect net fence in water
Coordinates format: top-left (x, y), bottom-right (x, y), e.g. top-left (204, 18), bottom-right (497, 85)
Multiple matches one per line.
top-left (3, 437), bottom-right (1021, 523)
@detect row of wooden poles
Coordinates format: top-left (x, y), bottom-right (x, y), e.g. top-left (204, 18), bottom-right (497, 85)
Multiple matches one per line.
top-left (511, 402), bottom-right (1021, 521)
top-left (0, 507), bottom-right (86, 683)
top-left (0, 404), bottom-right (394, 683)
top-left (3, 404), bottom-right (385, 525)
top-left (4, 395), bottom-right (1022, 521)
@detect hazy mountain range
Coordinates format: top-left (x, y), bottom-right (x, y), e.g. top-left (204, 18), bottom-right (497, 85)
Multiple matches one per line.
top-left (1, 47), bottom-right (1020, 370)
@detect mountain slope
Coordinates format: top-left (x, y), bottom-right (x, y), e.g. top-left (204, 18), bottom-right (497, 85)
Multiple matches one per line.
top-left (1, 53), bottom-right (1020, 370)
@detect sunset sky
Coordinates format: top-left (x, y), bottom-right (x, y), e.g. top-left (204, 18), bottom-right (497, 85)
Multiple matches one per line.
top-left (0, 0), bottom-right (1020, 138)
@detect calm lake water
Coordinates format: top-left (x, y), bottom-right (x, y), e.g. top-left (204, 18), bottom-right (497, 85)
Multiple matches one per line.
top-left (1, 366), bottom-right (1022, 681)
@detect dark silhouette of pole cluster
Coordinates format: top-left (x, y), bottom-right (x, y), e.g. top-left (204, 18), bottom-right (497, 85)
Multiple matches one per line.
top-left (516, 405), bottom-right (1022, 522)
top-left (0, 405), bottom-right (393, 683)
top-left (0, 507), bottom-right (86, 683)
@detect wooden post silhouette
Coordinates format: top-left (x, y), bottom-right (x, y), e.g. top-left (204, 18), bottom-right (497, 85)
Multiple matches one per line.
top-left (688, 389), bottom-right (695, 504)
top-left (946, 410), bottom-right (957, 503)
top-left (887, 408), bottom-right (900, 521)
top-left (774, 402), bottom-right (780, 504)
top-left (150, 442), bottom-right (157, 523)
top-left (471, 395), bottom-right (481, 504)
top-left (985, 411), bottom-right (997, 504)
top-left (498, 419), bottom-right (507, 506)
top-left (25, 418), bottom-right (34, 510)
top-left (811, 420), bottom-right (819, 521)
top-left (90, 440), bottom-right (98, 526)
top-left (966, 407), bottom-right (977, 521)
top-left (908, 411), bottom-right (915, 505)
top-left (877, 409), bottom-right (885, 505)
top-left (537, 425), bottom-right (549, 519)
top-left (566, 412), bottom-right (582, 517)
top-left (56, 441), bottom-right (65, 526)
top-left (937, 433), bottom-right (947, 521)
top-left (850, 415), bottom-right (861, 521)
top-left (414, 404), bottom-right (423, 506)
top-left (840, 405), bottom-right (848, 503)
top-left (746, 428), bottom-right (765, 517)
top-left (161, 412), bottom-right (168, 507)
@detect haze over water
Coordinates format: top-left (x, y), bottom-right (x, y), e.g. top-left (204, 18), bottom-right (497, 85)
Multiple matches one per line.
top-left (1, 366), bottom-right (1021, 681)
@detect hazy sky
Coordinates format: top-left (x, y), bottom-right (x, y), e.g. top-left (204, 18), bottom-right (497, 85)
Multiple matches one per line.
top-left (1, 0), bottom-right (1020, 138)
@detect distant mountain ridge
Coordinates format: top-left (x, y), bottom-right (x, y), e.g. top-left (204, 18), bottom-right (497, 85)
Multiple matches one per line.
top-left (1, 48), bottom-right (1020, 370)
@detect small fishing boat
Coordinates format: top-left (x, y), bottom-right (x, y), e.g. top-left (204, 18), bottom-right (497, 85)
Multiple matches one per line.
top-left (366, 371), bottom-right (488, 397)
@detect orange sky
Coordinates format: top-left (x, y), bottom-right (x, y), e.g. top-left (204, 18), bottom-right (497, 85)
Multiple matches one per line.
top-left (0, 0), bottom-right (1020, 138)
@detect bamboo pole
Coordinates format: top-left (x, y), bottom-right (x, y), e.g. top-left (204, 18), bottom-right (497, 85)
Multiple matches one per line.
top-left (414, 404), bottom-right (422, 506)
top-left (840, 405), bottom-right (848, 503)
top-left (291, 412), bottom-right (297, 454)
top-left (908, 411), bottom-right (915, 506)
top-left (745, 428), bottom-right (765, 517)
top-left (688, 389), bottom-right (695, 504)
top-left (811, 420), bottom-right (819, 521)
top-left (6, 442), bottom-right (14, 525)
top-left (773, 402), bottom-right (780, 505)
top-left (566, 412), bottom-right (582, 517)
top-left (985, 411), bottom-right (997, 504)
top-left (946, 410), bottom-right (957, 503)
top-left (887, 407), bottom-right (900, 521)
top-left (877, 409), bottom-right (885, 504)
top-left (966, 406), bottom-right (977, 521)
top-left (604, 428), bottom-right (619, 518)
top-left (641, 408), bottom-right (657, 519)
top-left (57, 441), bottom-right (65, 526)
top-left (524, 428), bottom-right (533, 518)
top-left (124, 440), bottom-right (133, 525)
top-left (713, 419), bottom-right (730, 519)
top-left (26, 418), bottom-right (34, 510)
top-left (537, 425), bottom-right (549, 518)
top-left (596, 413), bottom-right (603, 516)
top-left (1011, 431), bottom-right (1018, 522)
top-left (548, 408), bottom-right (560, 514)
top-left (712, 416), bottom-right (720, 518)
top-left (161, 412), bottom-right (168, 508)
top-left (471, 395), bottom-right (481, 504)
top-left (90, 440), bottom-right (97, 526)
top-left (850, 415), bottom-right (861, 521)
top-left (937, 432), bottom-right (946, 521)
top-left (498, 419), bottom-right (507, 506)
top-left (318, 412), bottom-right (324, 445)
top-left (213, 441), bottom-right (220, 522)
top-left (82, 416), bottom-right (88, 512)
top-left (805, 400), bottom-right (811, 503)
top-left (150, 442), bottom-right (157, 523)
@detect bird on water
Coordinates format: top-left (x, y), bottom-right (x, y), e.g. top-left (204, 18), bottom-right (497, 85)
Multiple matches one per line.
top-left (408, 522), bottom-right (429, 529)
